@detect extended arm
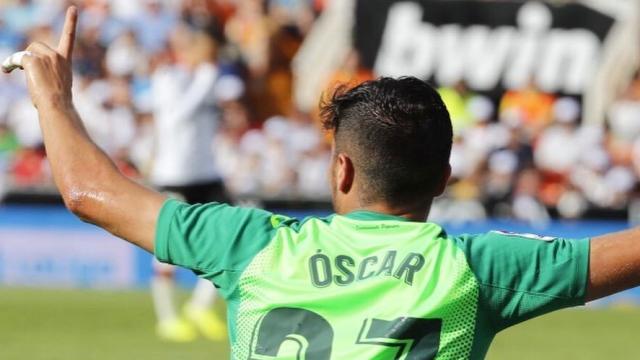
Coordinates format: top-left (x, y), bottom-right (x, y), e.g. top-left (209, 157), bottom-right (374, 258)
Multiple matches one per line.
top-left (587, 229), bottom-right (640, 301)
top-left (6, 7), bottom-right (165, 252)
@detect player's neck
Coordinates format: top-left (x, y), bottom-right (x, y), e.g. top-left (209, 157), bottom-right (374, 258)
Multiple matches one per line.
top-left (356, 200), bottom-right (432, 222)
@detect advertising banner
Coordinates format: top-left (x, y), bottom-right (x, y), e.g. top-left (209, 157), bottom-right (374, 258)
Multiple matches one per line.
top-left (0, 229), bottom-right (136, 288)
top-left (356, 0), bottom-right (615, 96)
top-left (1, 206), bottom-right (639, 305)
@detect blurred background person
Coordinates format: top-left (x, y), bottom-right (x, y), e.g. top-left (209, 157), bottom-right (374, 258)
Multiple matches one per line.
top-left (148, 23), bottom-right (231, 343)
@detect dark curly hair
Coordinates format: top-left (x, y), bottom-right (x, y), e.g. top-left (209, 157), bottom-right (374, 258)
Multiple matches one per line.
top-left (320, 77), bottom-right (452, 206)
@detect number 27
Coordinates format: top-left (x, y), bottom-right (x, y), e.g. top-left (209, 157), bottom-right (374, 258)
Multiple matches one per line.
top-left (250, 307), bottom-right (442, 360)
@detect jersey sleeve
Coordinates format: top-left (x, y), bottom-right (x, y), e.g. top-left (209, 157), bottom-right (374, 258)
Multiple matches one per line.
top-left (454, 231), bottom-right (590, 331)
top-left (154, 199), bottom-right (276, 297)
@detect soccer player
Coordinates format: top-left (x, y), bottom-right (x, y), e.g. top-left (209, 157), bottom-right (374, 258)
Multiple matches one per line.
top-left (148, 25), bottom-right (228, 343)
top-left (7, 7), bottom-right (640, 359)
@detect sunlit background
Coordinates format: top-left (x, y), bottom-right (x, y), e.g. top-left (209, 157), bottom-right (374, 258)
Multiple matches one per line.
top-left (2, 0), bottom-right (640, 359)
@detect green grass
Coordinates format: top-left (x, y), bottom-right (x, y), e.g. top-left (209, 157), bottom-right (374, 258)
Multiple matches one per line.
top-left (1, 287), bottom-right (640, 359)
top-left (0, 288), bottom-right (228, 360)
top-left (487, 305), bottom-right (640, 359)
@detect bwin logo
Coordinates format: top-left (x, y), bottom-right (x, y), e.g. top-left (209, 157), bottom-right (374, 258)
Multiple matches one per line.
top-left (374, 1), bottom-right (602, 94)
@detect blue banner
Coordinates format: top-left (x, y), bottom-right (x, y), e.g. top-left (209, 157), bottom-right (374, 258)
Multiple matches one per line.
top-left (0, 205), bottom-right (637, 305)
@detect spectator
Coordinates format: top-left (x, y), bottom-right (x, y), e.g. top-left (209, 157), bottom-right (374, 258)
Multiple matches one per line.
top-left (148, 24), bottom-right (229, 342)
top-left (131, 0), bottom-right (177, 54)
top-left (534, 97), bottom-right (581, 175)
top-left (2, 0), bottom-right (41, 34)
top-left (513, 168), bottom-right (549, 226)
top-left (499, 80), bottom-right (555, 137)
top-left (609, 79), bottom-right (640, 142)
top-left (225, 0), bottom-right (270, 76)
top-left (105, 30), bottom-right (148, 77)
top-left (438, 81), bottom-right (476, 136)
top-left (0, 124), bottom-right (19, 156)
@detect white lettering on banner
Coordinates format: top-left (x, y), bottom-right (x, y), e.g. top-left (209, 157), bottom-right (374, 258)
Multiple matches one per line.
top-left (374, 2), bottom-right (602, 94)
top-left (0, 229), bottom-right (135, 287)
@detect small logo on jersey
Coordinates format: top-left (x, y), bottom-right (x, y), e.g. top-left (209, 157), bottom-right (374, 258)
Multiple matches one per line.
top-left (355, 224), bottom-right (400, 231)
top-left (492, 230), bottom-right (556, 241)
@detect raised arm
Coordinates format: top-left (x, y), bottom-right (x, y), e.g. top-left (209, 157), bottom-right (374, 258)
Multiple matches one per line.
top-left (587, 228), bottom-right (640, 301)
top-left (4, 7), bottom-right (165, 252)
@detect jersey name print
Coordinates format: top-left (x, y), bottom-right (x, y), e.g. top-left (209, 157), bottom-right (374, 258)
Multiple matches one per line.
top-left (307, 250), bottom-right (426, 287)
top-left (154, 200), bottom-right (590, 359)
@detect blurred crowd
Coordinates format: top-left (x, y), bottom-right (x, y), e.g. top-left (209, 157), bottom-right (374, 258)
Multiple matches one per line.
top-left (1, 0), bottom-right (640, 222)
top-left (433, 79), bottom-right (640, 224)
top-left (0, 0), bottom-right (333, 201)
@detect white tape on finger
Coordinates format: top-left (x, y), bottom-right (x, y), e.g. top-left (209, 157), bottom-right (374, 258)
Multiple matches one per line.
top-left (2, 51), bottom-right (32, 73)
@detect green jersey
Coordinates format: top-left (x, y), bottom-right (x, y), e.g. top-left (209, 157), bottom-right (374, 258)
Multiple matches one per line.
top-left (155, 199), bottom-right (589, 360)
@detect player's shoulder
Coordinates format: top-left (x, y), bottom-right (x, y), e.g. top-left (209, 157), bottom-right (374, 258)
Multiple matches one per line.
top-left (466, 230), bottom-right (558, 242)
top-left (450, 229), bottom-right (559, 243)
top-left (445, 229), bottom-right (567, 259)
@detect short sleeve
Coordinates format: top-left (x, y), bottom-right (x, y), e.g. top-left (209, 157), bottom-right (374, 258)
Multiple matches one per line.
top-left (154, 199), bottom-right (276, 297)
top-left (454, 231), bottom-right (590, 331)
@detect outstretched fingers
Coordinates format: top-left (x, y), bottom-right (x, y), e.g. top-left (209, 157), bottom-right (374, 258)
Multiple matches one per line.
top-left (57, 6), bottom-right (78, 61)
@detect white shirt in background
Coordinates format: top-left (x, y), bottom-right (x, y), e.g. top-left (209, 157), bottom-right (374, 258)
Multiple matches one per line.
top-left (150, 63), bottom-right (221, 187)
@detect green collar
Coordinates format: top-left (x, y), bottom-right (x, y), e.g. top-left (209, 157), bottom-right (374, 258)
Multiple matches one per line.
top-left (343, 210), bottom-right (412, 222)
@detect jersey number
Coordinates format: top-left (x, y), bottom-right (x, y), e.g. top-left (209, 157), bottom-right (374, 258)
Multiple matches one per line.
top-left (250, 307), bottom-right (442, 360)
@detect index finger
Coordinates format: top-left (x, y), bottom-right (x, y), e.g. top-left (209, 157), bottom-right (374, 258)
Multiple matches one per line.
top-left (57, 6), bottom-right (78, 60)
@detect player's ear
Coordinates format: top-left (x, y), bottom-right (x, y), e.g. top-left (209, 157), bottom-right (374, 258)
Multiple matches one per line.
top-left (336, 153), bottom-right (354, 194)
top-left (433, 163), bottom-right (451, 197)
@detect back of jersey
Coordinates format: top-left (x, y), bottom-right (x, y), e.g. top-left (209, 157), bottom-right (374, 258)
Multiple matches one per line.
top-left (156, 200), bottom-right (590, 360)
top-left (233, 211), bottom-right (479, 360)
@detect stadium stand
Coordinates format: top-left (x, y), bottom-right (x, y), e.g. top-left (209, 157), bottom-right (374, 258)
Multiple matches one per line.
top-left (1, 0), bottom-right (640, 225)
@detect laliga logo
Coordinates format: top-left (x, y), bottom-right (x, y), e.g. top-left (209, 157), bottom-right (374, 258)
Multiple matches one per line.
top-left (375, 2), bottom-right (602, 94)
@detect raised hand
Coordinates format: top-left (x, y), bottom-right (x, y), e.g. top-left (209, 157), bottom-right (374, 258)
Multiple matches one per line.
top-left (2, 6), bottom-right (78, 109)
top-left (0, 4), bottom-right (163, 253)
